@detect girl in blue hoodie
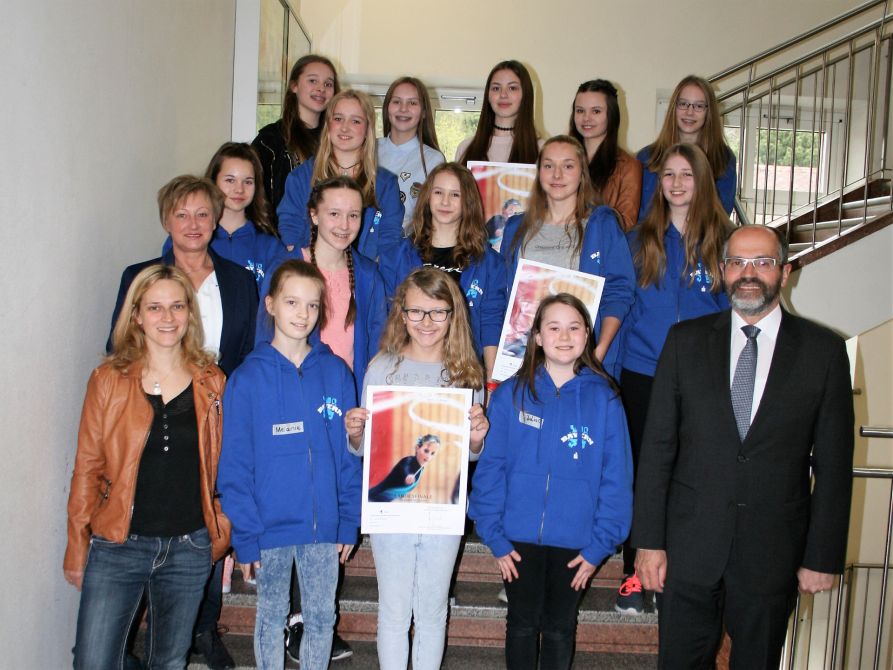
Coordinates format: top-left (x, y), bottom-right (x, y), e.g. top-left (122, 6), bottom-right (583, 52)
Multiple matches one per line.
top-left (378, 162), bottom-right (508, 380)
top-left (614, 142), bottom-right (731, 615)
top-left (469, 293), bottom-right (633, 670)
top-left (218, 259), bottom-right (361, 670)
top-left (501, 135), bottom-right (635, 376)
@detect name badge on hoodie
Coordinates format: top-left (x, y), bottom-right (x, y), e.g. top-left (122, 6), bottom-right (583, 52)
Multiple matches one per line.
top-left (518, 411), bottom-right (543, 429)
top-left (273, 421), bottom-right (304, 435)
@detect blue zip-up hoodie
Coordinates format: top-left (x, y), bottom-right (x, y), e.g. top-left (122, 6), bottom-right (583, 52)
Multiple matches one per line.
top-left (500, 206), bottom-right (635, 374)
top-left (469, 368), bottom-right (633, 566)
top-left (162, 223), bottom-right (285, 285)
top-left (218, 341), bottom-right (361, 564)
top-left (378, 238), bottom-right (508, 355)
top-left (254, 248), bottom-right (387, 394)
top-left (637, 146), bottom-right (737, 222)
top-left (619, 223), bottom-right (729, 377)
top-left (276, 157), bottom-right (405, 261)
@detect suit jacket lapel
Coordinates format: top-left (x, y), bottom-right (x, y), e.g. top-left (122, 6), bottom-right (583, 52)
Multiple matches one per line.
top-left (707, 310), bottom-right (740, 442)
top-left (747, 308), bottom-right (798, 443)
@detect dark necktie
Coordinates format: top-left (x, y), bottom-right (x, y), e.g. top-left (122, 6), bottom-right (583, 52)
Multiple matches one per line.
top-left (731, 325), bottom-right (760, 441)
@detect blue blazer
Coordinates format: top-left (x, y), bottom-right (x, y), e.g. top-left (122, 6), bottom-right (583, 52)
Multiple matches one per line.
top-left (254, 248), bottom-right (387, 393)
top-left (108, 248), bottom-right (258, 377)
top-left (276, 157), bottom-right (405, 261)
top-left (500, 206), bottom-right (635, 374)
top-left (379, 238), bottom-right (508, 355)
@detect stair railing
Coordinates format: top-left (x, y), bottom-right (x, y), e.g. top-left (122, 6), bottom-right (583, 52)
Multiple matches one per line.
top-left (781, 425), bottom-right (893, 670)
top-left (709, 1), bottom-right (893, 262)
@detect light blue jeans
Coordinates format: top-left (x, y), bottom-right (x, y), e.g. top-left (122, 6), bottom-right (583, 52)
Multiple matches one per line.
top-left (254, 544), bottom-right (338, 670)
top-left (370, 533), bottom-right (462, 670)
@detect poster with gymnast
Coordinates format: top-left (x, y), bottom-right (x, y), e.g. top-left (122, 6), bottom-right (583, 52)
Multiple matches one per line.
top-left (493, 259), bottom-right (605, 382)
top-left (467, 161), bottom-right (536, 251)
top-left (361, 386), bottom-right (473, 535)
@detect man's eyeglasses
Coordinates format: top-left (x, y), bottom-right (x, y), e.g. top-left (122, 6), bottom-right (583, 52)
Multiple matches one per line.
top-left (676, 100), bottom-right (708, 113)
top-left (723, 257), bottom-right (779, 272)
top-left (402, 307), bottom-right (453, 322)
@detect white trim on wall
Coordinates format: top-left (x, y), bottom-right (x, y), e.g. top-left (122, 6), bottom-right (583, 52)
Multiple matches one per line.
top-left (232, 0), bottom-right (261, 141)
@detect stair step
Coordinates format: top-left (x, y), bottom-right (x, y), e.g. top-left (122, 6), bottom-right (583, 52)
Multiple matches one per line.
top-left (221, 573), bottom-right (657, 654)
top-left (181, 633), bottom-right (658, 669)
top-left (346, 539), bottom-right (625, 587)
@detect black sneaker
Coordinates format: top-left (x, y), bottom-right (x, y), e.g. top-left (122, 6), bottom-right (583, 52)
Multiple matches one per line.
top-left (285, 620), bottom-right (354, 663)
top-left (285, 619), bottom-right (302, 663)
top-left (331, 633), bottom-right (353, 661)
top-left (614, 573), bottom-right (645, 615)
top-left (192, 629), bottom-right (236, 670)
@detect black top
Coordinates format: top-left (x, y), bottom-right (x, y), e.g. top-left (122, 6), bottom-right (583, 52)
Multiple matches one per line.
top-left (424, 246), bottom-right (463, 286)
top-left (252, 120), bottom-right (322, 229)
top-left (130, 383), bottom-right (205, 536)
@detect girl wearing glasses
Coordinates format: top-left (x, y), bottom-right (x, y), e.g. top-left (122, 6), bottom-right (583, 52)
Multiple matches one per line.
top-left (637, 75), bottom-right (736, 221)
top-left (344, 267), bottom-right (489, 670)
top-left (379, 162), bottom-right (507, 380)
top-left (614, 143), bottom-right (731, 615)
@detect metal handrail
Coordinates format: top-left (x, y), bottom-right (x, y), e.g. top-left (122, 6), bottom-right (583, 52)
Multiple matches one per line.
top-left (710, 0), bottom-right (889, 81)
top-left (861, 426), bottom-right (893, 438)
top-left (713, 1), bottom-right (893, 261)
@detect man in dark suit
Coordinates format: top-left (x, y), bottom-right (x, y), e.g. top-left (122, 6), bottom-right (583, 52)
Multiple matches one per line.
top-left (631, 225), bottom-right (854, 668)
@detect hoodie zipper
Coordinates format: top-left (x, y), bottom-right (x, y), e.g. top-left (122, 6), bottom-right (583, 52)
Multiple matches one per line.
top-left (537, 383), bottom-right (562, 543)
top-left (296, 364), bottom-right (318, 539)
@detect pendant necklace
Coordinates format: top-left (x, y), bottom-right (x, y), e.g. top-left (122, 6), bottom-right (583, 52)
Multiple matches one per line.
top-left (338, 161), bottom-right (360, 175)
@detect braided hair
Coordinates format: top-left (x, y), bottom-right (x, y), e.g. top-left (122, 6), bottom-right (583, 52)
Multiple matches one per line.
top-left (307, 176), bottom-right (360, 327)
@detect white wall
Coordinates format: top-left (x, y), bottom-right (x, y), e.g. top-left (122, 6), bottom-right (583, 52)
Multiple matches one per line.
top-left (301, 0), bottom-right (859, 152)
top-left (0, 2), bottom-right (235, 665)
top-left (783, 225), bottom-right (893, 338)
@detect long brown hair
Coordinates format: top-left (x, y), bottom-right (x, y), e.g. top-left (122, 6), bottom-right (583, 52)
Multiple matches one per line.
top-left (281, 55), bottom-right (340, 162)
top-left (376, 268), bottom-right (484, 390)
top-left (312, 90), bottom-right (379, 209)
top-left (645, 75), bottom-right (731, 179)
top-left (568, 79), bottom-right (621, 196)
top-left (513, 293), bottom-right (615, 403)
top-left (458, 60), bottom-right (539, 165)
top-left (265, 259), bottom-right (328, 334)
top-left (508, 135), bottom-right (594, 259)
top-left (635, 143), bottom-right (729, 291)
top-left (108, 265), bottom-right (213, 371)
top-left (205, 142), bottom-right (276, 237)
top-left (410, 163), bottom-right (486, 269)
top-left (306, 176), bottom-right (360, 327)
top-left (382, 76), bottom-right (441, 179)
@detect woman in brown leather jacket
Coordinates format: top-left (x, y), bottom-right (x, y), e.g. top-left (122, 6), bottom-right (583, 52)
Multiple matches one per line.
top-left (64, 264), bottom-right (230, 670)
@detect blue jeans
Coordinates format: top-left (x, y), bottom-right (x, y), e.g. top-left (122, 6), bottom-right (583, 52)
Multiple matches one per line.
top-left (370, 533), bottom-right (462, 670)
top-left (255, 544), bottom-right (338, 670)
top-left (73, 528), bottom-right (212, 670)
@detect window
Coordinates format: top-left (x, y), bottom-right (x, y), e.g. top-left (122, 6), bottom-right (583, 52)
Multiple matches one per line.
top-left (256, 0), bottom-right (311, 132)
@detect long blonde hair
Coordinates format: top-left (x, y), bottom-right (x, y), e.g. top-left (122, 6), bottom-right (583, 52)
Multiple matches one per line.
top-left (108, 265), bottom-right (213, 371)
top-left (508, 135), bottom-right (594, 259)
top-left (635, 143), bottom-right (730, 291)
top-left (645, 75), bottom-right (731, 180)
top-left (311, 90), bottom-right (379, 209)
top-left (377, 268), bottom-right (484, 390)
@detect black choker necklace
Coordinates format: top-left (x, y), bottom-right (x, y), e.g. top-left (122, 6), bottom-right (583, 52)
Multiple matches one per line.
top-left (494, 124), bottom-right (514, 132)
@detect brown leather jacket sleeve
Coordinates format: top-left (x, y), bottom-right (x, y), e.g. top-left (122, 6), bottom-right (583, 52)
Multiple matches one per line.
top-left (64, 368), bottom-right (109, 573)
top-left (603, 150), bottom-right (643, 232)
